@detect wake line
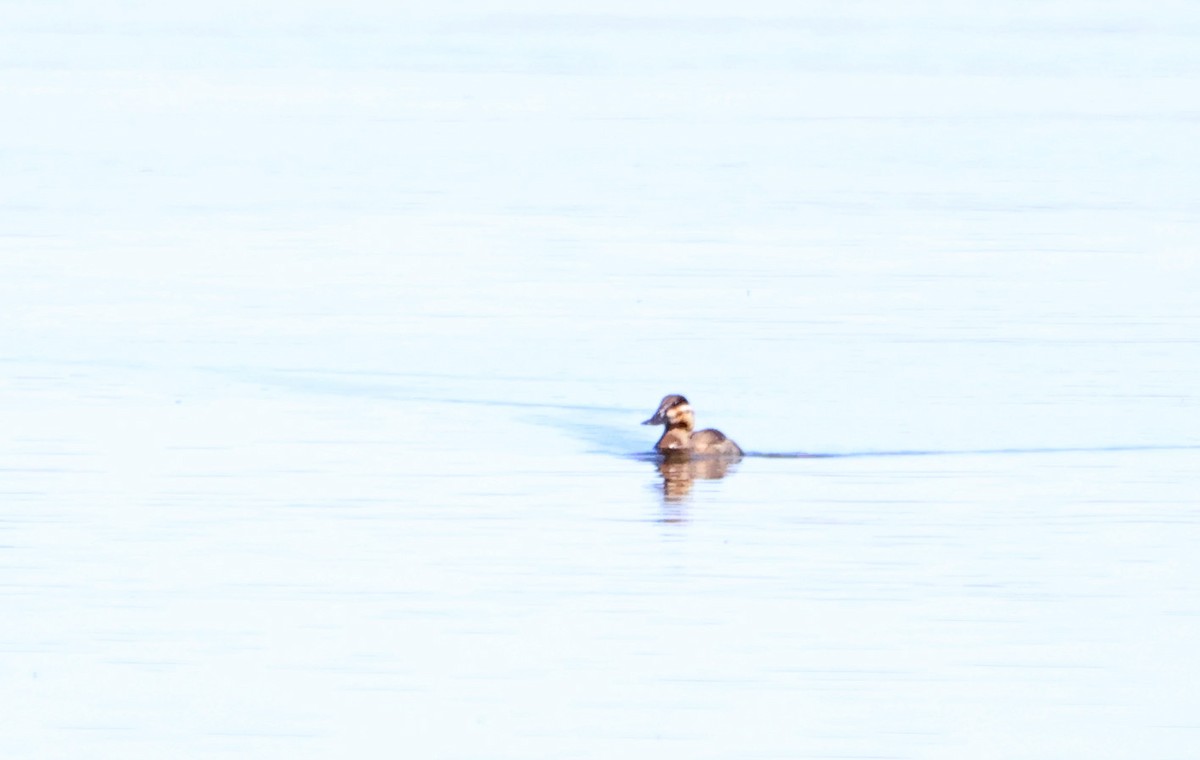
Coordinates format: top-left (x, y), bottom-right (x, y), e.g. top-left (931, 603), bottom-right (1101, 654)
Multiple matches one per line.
top-left (743, 444), bottom-right (1200, 460)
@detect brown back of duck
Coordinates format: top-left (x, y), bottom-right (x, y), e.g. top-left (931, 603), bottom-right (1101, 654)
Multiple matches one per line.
top-left (690, 429), bottom-right (743, 457)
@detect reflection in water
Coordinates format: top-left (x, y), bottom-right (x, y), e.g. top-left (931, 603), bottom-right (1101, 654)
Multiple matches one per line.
top-left (646, 442), bottom-right (1200, 515)
top-left (654, 451), bottom-right (741, 505)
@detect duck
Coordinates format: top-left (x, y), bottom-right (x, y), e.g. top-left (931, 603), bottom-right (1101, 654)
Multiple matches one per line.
top-left (642, 394), bottom-right (743, 457)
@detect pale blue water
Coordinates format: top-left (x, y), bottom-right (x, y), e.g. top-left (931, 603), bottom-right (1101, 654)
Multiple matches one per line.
top-left (4, 3), bottom-right (1200, 758)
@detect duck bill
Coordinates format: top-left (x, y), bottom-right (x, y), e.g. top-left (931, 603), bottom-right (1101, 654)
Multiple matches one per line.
top-left (642, 412), bottom-right (664, 425)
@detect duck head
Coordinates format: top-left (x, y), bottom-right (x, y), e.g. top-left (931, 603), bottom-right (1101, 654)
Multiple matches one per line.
top-left (642, 394), bottom-right (695, 431)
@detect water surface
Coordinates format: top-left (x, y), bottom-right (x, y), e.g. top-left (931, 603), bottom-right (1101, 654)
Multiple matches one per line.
top-left (4, 3), bottom-right (1200, 758)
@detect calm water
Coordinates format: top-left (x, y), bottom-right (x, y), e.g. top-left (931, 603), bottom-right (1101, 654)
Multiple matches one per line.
top-left (4, 3), bottom-right (1200, 758)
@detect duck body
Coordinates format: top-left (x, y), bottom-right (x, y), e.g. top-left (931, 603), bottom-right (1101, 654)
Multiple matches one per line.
top-left (642, 394), bottom-right (743, 457)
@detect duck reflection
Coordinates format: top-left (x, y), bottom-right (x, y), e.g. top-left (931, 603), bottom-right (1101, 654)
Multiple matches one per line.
top-left (655, 450), bottom-right (741, 503)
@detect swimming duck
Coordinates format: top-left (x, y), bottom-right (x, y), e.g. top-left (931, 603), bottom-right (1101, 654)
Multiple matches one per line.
top-left (642, 394), bottom-right (743, 457)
